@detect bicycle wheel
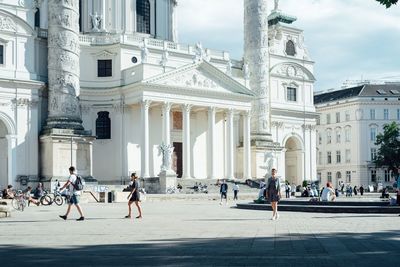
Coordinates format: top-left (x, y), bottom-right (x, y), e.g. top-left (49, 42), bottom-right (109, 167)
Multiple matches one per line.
top-left (20, 200), bottom-right (27, 211)
top-left (40, 195), bottom-right (53, 206)
top-left (54, 195), bottom-right (63, 206)
top-left (12, 198), bottom-right (21, 210)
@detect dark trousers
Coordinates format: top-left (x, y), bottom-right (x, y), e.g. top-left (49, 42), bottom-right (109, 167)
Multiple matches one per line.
top-left (285, 190), bottom-right (290, 198)
top-left (233, 190), bottom-right (238, 200)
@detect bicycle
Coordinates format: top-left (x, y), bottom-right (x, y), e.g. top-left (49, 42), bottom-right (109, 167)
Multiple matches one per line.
top-left (40, 187), bottom-right (66, 206)
top-left (11, 191), bottom-right (27, 211)
top-left (166, 186), bottom-right (180, 194)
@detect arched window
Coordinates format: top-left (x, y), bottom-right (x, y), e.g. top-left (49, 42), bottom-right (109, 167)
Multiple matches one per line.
top-left (34, 8), bottom-right (40, 28)
top-left (96, 111), bottom-right (111, 139)
top-left (137, 0), bottom-right (151, 34)
top-left (285, 40), bottom-right (296, 56)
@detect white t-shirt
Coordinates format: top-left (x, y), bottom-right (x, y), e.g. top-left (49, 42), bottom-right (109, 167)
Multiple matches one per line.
top-left (68, 174), bottom-right (81, 196)
top-left (233, 184), bottom-right (239, 191)
top-left (321, 187), bottom-right (333, 201)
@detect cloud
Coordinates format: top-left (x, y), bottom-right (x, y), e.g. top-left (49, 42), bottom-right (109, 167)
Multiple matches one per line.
top-left (177, 0), bottom-right (400, 91)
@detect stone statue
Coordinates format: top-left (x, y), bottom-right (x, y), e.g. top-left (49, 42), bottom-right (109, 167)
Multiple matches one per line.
top-left (193, 42), bottom-right (205, 62)
top-left (89, 12), bottom-right (102, 32)
top-left (226, 60), bottom-right (232, 75)
top-left (243, 61), bottom-right (250, 80)
top-left (141, 41), bottom-right (149, 63)
top-left (159, 143), bottom-right (174, 171)
top-left (160, 50), bottom-right (169, 68)
top-left (274, 0), bottom-right (279, 11)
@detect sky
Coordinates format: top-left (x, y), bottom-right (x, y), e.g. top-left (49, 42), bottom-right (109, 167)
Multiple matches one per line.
top-left (177, 0), bottom-right (400, 91)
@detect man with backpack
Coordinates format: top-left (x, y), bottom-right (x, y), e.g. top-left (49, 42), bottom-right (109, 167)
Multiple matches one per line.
top-left (59, 166), bottom-right (85, 221)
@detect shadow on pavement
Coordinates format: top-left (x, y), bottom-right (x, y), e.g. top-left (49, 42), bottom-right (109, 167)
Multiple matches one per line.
top-left (1, 230), bottom-right (400, 266)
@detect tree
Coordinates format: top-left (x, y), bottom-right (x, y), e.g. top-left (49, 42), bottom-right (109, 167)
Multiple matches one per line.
top-left (376, 0), bottom-right (398, 8)
top-left (374, 121), bottom-right (400, 178)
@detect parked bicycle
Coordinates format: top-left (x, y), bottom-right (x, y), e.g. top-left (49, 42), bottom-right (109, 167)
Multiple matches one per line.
top-left (40, 186), bottom-right (67, 206)
top-left (166, 186), bottom-right (180, 194)
top-left (11, 190), bottom-right (27, 211)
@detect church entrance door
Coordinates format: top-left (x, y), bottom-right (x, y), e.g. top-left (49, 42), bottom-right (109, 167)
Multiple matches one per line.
top-left (173, 142), bottom-right (182, 178)
top-left (284, 136), bottom-right (303, 186)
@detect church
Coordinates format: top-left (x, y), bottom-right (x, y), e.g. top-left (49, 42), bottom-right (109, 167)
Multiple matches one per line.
top-left (0, 0), bottom-right (317, 190)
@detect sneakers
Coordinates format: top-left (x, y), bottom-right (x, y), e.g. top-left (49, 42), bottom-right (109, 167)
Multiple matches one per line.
top-left (271, 216), bottom-right (276, 221)
top-left (76, 217), bottom-right (85, 221)
top-left (59, 215), bottom-right (67, 220)
top-left (275, 213), bottom-right (280, 220)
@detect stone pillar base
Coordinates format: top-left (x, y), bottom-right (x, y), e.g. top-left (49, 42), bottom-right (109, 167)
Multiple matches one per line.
top-left (40, 129), bottom-right (95, 182)
top-left (159, 170), bottom-right (177, 194)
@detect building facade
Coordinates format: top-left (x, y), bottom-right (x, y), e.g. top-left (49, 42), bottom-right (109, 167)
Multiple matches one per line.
top-left (0, 0), bottom-right (317, 187)
top-left (315, 84), bottom-right (400, 189)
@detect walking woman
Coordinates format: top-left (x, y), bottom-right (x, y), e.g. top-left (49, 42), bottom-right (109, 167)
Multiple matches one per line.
top-left (266, 168), bottom-right (282, 220)
top-left (125, 173), bottom-right (142, 219)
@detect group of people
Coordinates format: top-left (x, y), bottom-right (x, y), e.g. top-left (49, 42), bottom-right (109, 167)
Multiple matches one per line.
top-left (1, 183), bottom-right (44, 206)
top-left (218, 180), bottom-right (240, 205)
top-left (340, 183), bottom-right (365, 197)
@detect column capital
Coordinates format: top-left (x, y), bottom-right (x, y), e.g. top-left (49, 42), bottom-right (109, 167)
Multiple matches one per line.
top-left (208, 106), bottom-right (217, 114)
top-left (181, 104), bottom-right (192, 113)
top-left (225, 108), bottom-right (235, 117)
top-left (141, 100), bottom-right (152, 110)
top-left (162, 102), bottom-right (172, 112)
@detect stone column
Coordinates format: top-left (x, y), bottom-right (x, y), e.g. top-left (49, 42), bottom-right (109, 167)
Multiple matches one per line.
top-left (46, 0), bottom-right (83, 131)
top-left (162, 102), bottom-right (172, 145)
top-left (182, 104), bottom-right (192, 179)
top-left (243, 111), bottom-right (251, 179)
top-left (208, 107), bottom-right (216, 179)
top-left (226, 109), bottom-right (235, 180)
top-left (244, 0), bottom-right (272, 145)
top-left (39, 0), bottom-right (48, 29)
top-left (141, 100), bottom-right (151, 178)
top-left (171, 0), bottom-right (178, 42)
top-left (6, 135), bottom-right (17, 186)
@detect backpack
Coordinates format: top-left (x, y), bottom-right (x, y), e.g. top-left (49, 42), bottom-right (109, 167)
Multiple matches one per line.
top-left (72, 175), bottom-right (84, 191)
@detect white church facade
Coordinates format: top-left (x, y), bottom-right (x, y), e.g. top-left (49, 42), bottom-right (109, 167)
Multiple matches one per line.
top-left (0, 0), bottom-right (317, 189)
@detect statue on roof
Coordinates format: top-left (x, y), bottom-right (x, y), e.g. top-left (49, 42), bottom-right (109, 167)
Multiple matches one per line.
top-left (274, 0), bottom-right (280, 11)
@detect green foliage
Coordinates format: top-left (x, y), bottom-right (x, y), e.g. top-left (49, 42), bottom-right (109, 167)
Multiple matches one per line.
top-left (302, 180), bottom-right (308, 188)
top-left (376, 0), bottom-right (398, 8)
top-left (374, 122), bottom-right (400, 175)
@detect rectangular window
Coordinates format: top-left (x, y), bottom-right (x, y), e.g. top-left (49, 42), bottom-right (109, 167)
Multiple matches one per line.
top-left (346, 171), bottom-right (351, 183)
top-left (318, 133), bottom-right (322, 145)
top-left (371, 170), bottom-right (376, 183)
top-left (384, 109), bottom-right (389, 120)
top-left (345, 149), bottom-right (351, 163)
top-left (327, 172), bottom-right (332, 183)
top-left (318, 151), bottom-right (322, 165)
top-left (371, 148), bottom-right (377, 161)
top-left (327, 131), bottom-right (331, 144)
top-left (336, 150), bottom-right (341, 164)
top-left (97, 59), bottom-right (112, 77)
top-left (397, 109), bottom-right (400, 120)
top-left (327, 152), bottom-right (332, 164)
top-left (345, 128), bottom-right (351, 142)
top-left (0, 45), bottom-right (3, 64)
top-left (326, 114), bottom-right (331, 124)
top-left (384, 170), bottom-right (390, 182)
top-left (316, 117), bottom-right (320, 125)
top-left (336, 112), bottom-right (340, 123)
top-left (345, 111), bottom-right (350, 121)
top-left (336, 130), bottom-right (341, 143)
top-left (173, 111), bottom-right (183, 130)
top-left (370, 128), bottom-right (377, 142)
top-left (370, 109), bottom-right (375, 120)
top-left (287, 87), bottom-right (297, 101)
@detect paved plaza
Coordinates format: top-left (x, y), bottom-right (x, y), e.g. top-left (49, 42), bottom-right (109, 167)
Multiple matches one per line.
top-left (1, 198), bottom-right (399, 267)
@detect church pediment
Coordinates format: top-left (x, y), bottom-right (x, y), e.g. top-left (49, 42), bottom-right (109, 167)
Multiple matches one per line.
top-left (144, 61), bottom-right (254, 96)
top-left (0, 10), bottom-right (34, 36)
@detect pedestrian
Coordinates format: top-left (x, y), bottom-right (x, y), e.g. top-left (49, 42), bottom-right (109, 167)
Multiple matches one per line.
top-left (360, 185), bottom-right (364, 196)
top-left (353, 185), bottom-right (358, 196)
top-left (232, 182), bottom-right (239, 201)
top-left (341, 183), bottom-right (345, 195)
top-left (291, 183), bottom-right (296, 196)
top-left (220, 179), bottom-right (228, 205)
top-left (266, 168), bottom-right (281, 220)
top-left (285, 182), bottom-right (290, 198)
top-left (59, 166), bottom-right (85, 221)
top-left (125, 173), bottom-right (142, 219)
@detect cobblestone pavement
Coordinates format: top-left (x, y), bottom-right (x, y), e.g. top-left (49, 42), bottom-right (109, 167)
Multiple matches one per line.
top-left (0, 199), bottom-right (399, 266)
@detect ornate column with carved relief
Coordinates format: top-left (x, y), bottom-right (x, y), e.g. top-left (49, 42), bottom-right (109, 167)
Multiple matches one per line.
top-left (46, 0), bottom-right (82, 131)
top-left (40, 0), bottom-right (94, 182)
top-left (182, 104), bottom-right (192, 179)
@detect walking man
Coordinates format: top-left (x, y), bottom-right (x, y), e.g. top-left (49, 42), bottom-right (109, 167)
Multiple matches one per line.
top-left (233, 182), bottom-right (239, 201)
top-left (59, 166), bottom-right (85, 221)
top-left (220, 180), bottom-right (228, 205)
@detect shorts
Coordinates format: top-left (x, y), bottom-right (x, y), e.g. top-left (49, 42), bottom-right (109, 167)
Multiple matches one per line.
top-left (221, 192), bottom-right (227, 199)
top-left (69, 194), bottom-right (80, 205)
